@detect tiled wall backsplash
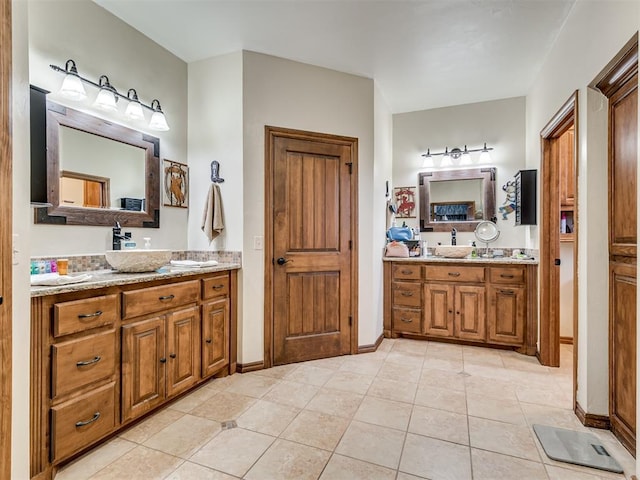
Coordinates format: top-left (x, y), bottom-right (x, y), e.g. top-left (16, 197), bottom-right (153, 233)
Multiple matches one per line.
top-left (31, 250), bottom-right (242, 274)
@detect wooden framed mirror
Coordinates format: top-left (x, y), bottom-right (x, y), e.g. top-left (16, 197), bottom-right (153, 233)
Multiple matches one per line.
top-left (31, 87), bottom-right (160, 227)
top-left (418, 167), bottom-right (496, 232)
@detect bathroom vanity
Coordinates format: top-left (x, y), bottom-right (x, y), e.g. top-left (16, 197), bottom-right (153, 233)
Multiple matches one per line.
top-left (29, 264), bottom-right (239, 480)
top-left (383, 257), bottom-right (538, 354)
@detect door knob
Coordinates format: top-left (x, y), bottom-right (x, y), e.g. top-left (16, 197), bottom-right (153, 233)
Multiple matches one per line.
top-left (276, 257), bottom-right (289, 265)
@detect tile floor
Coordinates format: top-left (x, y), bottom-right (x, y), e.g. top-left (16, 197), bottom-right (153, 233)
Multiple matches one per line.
top-left (57, 339), bottom-right (637, 480)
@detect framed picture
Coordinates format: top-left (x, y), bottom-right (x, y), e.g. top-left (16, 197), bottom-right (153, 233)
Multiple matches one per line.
top-left (163, 159), bottom-right (189, 208)
top-left (394, 186), bottom-right (416, 218)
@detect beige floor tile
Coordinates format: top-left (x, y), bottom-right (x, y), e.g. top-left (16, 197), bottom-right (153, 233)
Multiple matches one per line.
top-left (377, 338), bottom-right (395, 352)
top-left (396, 473), bottom-right (428, 480)
top-left (545, 464), bottom-right (623, 480)
top-left (55, 438), bottom-right (137, 480)
top-left (409, 405), bottom-right (469, 445)
top-left (467, 392), bottom-right (527, 425)
top-left (358, 349), bottom-right (390, 361)
top-left (143, 414), bottom-right (221, 458)
top-left (422, 356), bottom-right (464, 372)
top-left (253, 363), bottom-right (299, 379)
top-left (89, 445), bottom-right (182, 480)
top-left (469, 416), bottom-right (541, 462)
top-left (425, 341), bottom-right (464, 360)
top-left (464, 375), bottom-right (518, 401)
top-left (165, 461), bottom-right (238, 480)
top-left (414, 384), bottom-right (467, 414)
top-left (323, 370), bottom-right (374, 394)
top-left (281, 409), bottom-right (350, 450)
top-left (223, 373), bottom-right (279, 398)
top-left (319, 454), bottom-right (396, 480)
top-left (390, 339), bottom-right (428, 355)
top-left (339, 356), bottom-right (384, 375)
top-left (462, 346), bottom-right (505, 367)
top-left (471, 448), bottom-right (548, 480)
top-left (189, 428), bottom-right (274, 477)
top-left (262, 379), bottom-right (320, 408)
top-left (304, 355), bottom-right (347, 369)
top-left (399, 433), bottom-right (472, 480)
top-left (244, 439), bottom-right (330, 480)
top-left (335, 420), bottom-right (406, 469)
top-left (168, 385), bottom-right (218, 413)
top-left (377, 361), bottom-right (422, 383)
top-left (385, 351), bottom-right (425, 369)
top-left (354, 395), bottom-right (413, 431)
top-left (367, 377), bottom-right (418, 403)
top-left (120, 409), bottom-right (185, 443)
top-left (284, 364), bottom-right (336, 386)
top-left (520, 402), bottom-right (588, 431)
top-left (419, 368), bottom-right (466, 391)
top-left (305, 388), bottom-right (364, 418)
top-left (516, 385), bottom-right (573, 409)
top-left (236, 399), bottom-right (300, 436)
top-left (190, 391), bottom-right (256, 421)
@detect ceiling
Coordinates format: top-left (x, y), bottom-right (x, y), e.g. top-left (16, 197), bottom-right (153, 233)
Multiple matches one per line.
top-left (93, 0), bottom-right (575, 113)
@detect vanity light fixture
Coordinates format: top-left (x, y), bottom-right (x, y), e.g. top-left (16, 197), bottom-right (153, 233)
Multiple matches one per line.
top-left (421, 143), bottom-right (493, 167)
top-left (50, 59), bottom-right (170, 131)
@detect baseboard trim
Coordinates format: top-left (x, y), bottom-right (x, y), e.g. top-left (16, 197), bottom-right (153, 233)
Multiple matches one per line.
top-left (560, 336), bottom-right (574, 345)
top-left (358, 333), bottom-right (384, 354)
top-left (575, 401), bottom-right (610, 429)
top-left (236, 360), bottom-right (265, 373)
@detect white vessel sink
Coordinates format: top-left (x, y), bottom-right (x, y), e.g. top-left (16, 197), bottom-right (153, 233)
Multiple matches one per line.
top-left (105, 249), bottom-right (172, 273)
top-left (434, 245), bottom-right (473, 258)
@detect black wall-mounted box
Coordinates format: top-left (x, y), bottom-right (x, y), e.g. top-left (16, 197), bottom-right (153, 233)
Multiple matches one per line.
top-left (515, 169), bottom-right (537, 226)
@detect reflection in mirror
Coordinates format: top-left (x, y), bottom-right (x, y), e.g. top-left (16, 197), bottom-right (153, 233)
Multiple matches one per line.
top-left (60, 171), bottom-right (110, 208)
top-left (419, 168), bottom-right (496, 232)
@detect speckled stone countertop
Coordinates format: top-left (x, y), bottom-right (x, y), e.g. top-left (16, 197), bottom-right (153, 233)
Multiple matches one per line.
top-left (383, 256), bottom-right (538, 265)
top-left (30, 263), bottom-right (241, 298)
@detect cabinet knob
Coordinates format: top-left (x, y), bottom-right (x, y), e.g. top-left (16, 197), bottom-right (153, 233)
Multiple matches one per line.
top-left (205, 339), bottom-right (213, 344)
top-left (456, 311), bottom-right (460, 315)
top-left (159, 357), bottom-right (167, 363)
top-left (448, 309), bottom-right (453, 314)
top-left (169, 353), bottom-right (176, 359)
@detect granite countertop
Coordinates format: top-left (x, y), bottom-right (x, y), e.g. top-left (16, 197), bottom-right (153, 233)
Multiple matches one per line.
top-left (30, 262), bottom-right (241, 297)
top-left (383, 256), bottom-right (538, 265)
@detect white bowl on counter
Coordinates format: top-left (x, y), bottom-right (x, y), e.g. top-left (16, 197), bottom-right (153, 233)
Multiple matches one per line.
top-left (105, 249), bottom-right (172, 273)
top-left (434, 245), bottom-right (473, 258)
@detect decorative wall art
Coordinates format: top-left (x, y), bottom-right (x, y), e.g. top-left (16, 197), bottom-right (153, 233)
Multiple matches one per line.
top-left (499, 180), bottom-right (516, 219)
top-left (163, 159), bottom-right (189, 208)
top-left (394, 186), bottom-right (417, 218)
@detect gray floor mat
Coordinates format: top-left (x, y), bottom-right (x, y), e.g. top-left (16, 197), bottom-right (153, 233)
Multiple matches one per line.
top-left (533, 424), bottom-right (624, 474)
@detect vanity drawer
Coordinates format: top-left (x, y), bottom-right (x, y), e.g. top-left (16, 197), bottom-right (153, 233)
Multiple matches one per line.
top-left (122, 280), bottom-right (199, 319)
top-left (392, 264), bottom-right (422, 281)
top-left (51, 382), bottom-right (117, 463)
top-left (490, 267), bottom-right (525, 285)
top-left (392, 282), bottom-right (422, 307)
top-left (51, 330), bottom-right (117, 399)
top-left (392, 308), bottom-right (422, 334)
top-left (202, 274), bottom-right (230, 300)
top-left (424, 265), bottom-right (485, 283)
top-left (53, 294), bottom-right (118, 337)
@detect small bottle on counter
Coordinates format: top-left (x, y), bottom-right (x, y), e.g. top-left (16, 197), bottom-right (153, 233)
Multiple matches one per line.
top-left (471, 242), bottom-right (478, 258)
top-left (57, 258), bottom-right (69, 275)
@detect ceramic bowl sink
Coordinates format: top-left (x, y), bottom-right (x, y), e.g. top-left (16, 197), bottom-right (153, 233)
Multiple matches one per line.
top-left (105, 249), bottom-right (172, 273)
top-left (434, 245), bottom-right (473, 258)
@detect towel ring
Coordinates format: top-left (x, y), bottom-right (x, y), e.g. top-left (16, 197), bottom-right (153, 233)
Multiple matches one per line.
top-left (210, 160), bottom-right (225, 183)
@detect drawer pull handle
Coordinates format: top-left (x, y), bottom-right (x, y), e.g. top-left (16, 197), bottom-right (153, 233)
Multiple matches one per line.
top-left (212, 284), bottom-right (225, 290)
top-left (500, 289), bottom-right (515, 295)
top-left (400, 291), bottom-right (414, 297)
top-left (400, 318), bottom-right (413, 323)
top-left (159, 294), bottom-right (175, 301)
top-left (75, 412), bottom-right (100, 428)
top-left (160, 357), bottom-right (167, 363)
top-left (448, 272), bottom-right (460, 277)
top-left (76, 356), bottom-right (101, 367)
top-left (401, 269), bottom-right (413, 275)
top-left (77, 310), bottom-right (103, 319)
top-left (169, 353), bottom-right (176, 359)
top-left (500, 274), bottom-right (515, 279)
top-left (205, 339), bottom-right (213, 344)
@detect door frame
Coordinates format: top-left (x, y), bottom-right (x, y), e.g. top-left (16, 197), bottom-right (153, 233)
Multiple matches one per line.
top-left (0, 0), bottom-right (11, 476)
top-left (539, 91), bottom-right (579, 374)
top-left (263, 126), bottom-right (359, 369)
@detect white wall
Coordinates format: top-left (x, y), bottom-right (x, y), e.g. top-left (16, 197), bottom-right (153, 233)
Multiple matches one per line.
top-left (392, 97), bottom-right (527, 248)
top-left (525, 0), bottom-right (640, 422)
top-left (27, 0), bottom-right (188, 256)
top-left (241, 51), bottom-right (375, 363)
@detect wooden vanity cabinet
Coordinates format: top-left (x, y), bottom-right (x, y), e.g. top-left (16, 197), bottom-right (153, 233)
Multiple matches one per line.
top-left (390, 264), bottom-right (423, 335)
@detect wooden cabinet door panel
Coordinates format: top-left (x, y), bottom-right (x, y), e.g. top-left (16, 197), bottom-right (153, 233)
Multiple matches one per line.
top-left (424, 284), bottom-right (454, 337)
top-left (166, 306), bottom-right (200, 398)
top-left (121, 316), bottom-right (165, 422)
top-left (202, 298), bottom-right (230, 378)
top-left (487, 286), bottom-right (525, 345)
top-left (455, 285), bottom-right (486, 342)
top-left (559, 127), bottom-right (575, 207)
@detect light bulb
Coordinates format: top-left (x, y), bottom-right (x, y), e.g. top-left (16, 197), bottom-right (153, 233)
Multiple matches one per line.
top-left (59, 74), bottom-right (86, 101)
top-left (93, 89), bottom-right (118, 111)
top-left (479, 151), bottom-right (492, 163)
top-left (149, 110), bottom-right (170, 131)
top-left (441, 154), bottom-right (453, 167)
top-left (460, 152), bottom-right (472, 165)
top-left (125, 101), bottom-right (144, 120)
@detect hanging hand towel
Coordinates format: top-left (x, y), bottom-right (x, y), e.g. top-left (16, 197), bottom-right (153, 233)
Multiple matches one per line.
top-left (201, 183), bottom-right (225, 242)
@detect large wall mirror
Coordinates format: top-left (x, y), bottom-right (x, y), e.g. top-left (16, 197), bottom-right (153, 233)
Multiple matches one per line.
top-left (418, 167), bottom-right (496, 232)
top-left (31, 86), bottom-right (160, 227)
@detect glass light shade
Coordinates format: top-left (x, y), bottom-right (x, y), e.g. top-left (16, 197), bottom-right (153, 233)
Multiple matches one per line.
top-left (93, 89), bottom-right (118, 111)
top-left (59, 74), bottom-right (86, 101)
top-left (125, 101), bottom-right (145, 120)
top-left (149, 110), bottom-right (170, 131)
top-left (422, 156), bottom-right (434, 168)
top-left (460, 152), bottom-right (472, 165)
top-left (440, 154), bottom-right (453, 167)
top-left (479, 150), bottom-right (492, 163)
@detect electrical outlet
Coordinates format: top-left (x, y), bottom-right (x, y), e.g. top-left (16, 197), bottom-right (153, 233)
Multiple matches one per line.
top-left (12, 234), bottom-right (19, 265)
top-left (254, 236), bottom-right (264, 250)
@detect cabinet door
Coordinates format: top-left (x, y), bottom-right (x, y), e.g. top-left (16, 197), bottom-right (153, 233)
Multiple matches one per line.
top-left (121, 316), bottom-right (165, 423)
top-left (166, 306), bottom-right (200, 398)
top-left (559, 127), bottom-right (575, 207)
top-left (202, 298), bottom-right (230, 378)
top-left (487, 285), bottom-right (525, 345)
top-left (454, 285), bottom-right (486, 342)
top-left (424, 283), bottom-right (454, 337)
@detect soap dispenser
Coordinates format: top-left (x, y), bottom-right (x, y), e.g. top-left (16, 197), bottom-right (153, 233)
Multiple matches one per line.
top-left (143, 237), bottom-right (152, 249)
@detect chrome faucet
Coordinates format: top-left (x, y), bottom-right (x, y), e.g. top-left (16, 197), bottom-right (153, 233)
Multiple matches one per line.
top-left (451, 228), bottom-right (457, 245)
top-left (112, 222), bottom-right (130, 250)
